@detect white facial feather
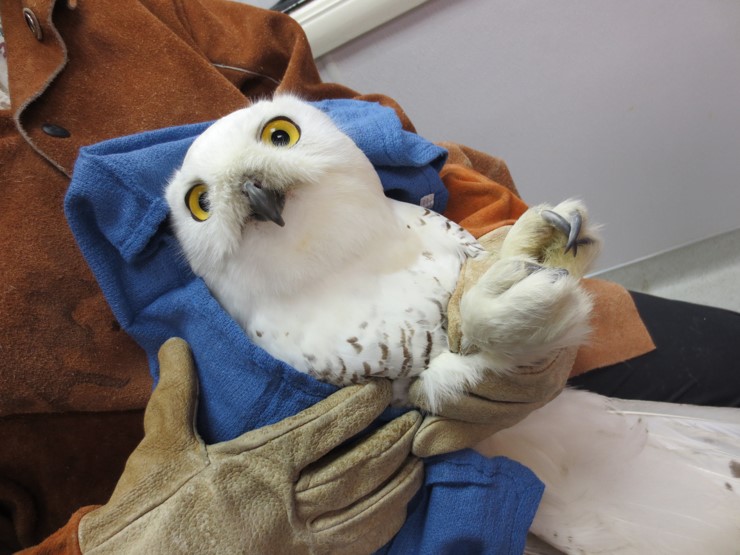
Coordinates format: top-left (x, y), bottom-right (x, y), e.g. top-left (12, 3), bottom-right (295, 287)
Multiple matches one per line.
top-left (166, 96), bottom-right (392, 297)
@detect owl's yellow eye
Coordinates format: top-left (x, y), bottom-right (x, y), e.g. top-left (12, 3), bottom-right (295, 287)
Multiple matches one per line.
top-left (260, 117), bottom-right (301, 148)
top-left (185, 183), bottom-right (210, 222)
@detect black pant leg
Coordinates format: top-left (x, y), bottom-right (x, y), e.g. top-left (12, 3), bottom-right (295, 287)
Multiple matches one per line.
top-left (568, 291), bottom-right (740, 407)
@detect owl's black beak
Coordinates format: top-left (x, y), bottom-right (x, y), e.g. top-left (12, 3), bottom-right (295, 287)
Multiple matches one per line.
top-left (242, 180), bottom-right (286, 227)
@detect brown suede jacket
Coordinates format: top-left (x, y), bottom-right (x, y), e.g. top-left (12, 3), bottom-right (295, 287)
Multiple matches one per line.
top-left (0, 0), bottom-right (653, 551)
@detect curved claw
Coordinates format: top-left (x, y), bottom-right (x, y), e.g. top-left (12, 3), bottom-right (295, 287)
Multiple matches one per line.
top-left (541, 209), bottom-right (582, 257)
top-left (565, 211), bottom-right (582, 256)
top-left (541, 209), bottom-right (571, 235)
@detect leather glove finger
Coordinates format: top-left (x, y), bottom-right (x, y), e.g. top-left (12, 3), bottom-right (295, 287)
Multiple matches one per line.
top-left (413, 418), bottom-right (516, 458)
top-left (295, 410), bottom-right (421, 520)
top-left (111, 336), bottom-right (205, 491)
top-left (140, 337), bottom-right (201, 448)
top-left (79, 337), bottom-right (207, 549)
top-left (310, 454), bottom-right (424, 554)
top-left (410, 348), bottom-right (575, 423)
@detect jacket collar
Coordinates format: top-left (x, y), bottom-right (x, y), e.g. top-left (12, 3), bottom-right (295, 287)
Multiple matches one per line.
top-left (5, 0), bottom-right (75, 111)
top-left (2, 0), bottom-right (76, 173)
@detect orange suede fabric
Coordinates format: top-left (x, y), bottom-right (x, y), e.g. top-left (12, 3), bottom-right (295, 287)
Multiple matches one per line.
top-left (573, 279), bottom-right (656, 377)
top-left (442, 164), bottom-right (529, 237)
top-left (439, 141), bottom-right (520, 195)
top-left (0, 411), bottom-right (143, 553)
top-left (17, 506), bottom-right (97, 555)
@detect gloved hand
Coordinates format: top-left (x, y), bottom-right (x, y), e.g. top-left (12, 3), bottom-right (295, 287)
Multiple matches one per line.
top-left (78, 338), bottom-right (423, 554)
top-left (410, 348), bottom-right (575, 457)
top-left (410, 226), bottom-right (576, 457)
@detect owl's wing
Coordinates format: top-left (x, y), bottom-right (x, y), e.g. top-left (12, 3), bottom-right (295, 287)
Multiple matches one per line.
top-left (477, 388), bottom-right (740, 554)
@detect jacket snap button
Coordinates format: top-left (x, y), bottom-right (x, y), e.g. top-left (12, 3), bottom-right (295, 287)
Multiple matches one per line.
top-left (42, 123), bottom-right (71, 138)
top-left (23, 8), bottom-right (43, 41)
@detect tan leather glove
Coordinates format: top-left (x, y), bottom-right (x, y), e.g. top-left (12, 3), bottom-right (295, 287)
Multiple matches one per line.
top-left (78, 338), bottom-right (423, 554)
top-left (410, 348), bottom-right (575, 457)
top-left (411, 227), bottom-right (575, 457)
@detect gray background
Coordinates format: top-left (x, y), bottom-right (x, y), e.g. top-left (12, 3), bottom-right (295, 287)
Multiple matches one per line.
top-left (239, 0), bottom-right (740, 272)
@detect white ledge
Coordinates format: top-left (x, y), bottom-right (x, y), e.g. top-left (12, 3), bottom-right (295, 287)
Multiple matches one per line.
top-left (290, 0), bottom-right (432, 58)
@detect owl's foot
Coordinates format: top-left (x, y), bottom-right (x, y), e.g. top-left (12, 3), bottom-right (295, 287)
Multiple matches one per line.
top-left (420, 200), bottom-right (599, 407)
top-left (459, 256), bottom-right (593, 369)
top-left (501, 199), bottom-right (602, 279)
top-left (418, 273), bottom-right (588, 409)
top-left (541, 208), bottom-right (591, 257)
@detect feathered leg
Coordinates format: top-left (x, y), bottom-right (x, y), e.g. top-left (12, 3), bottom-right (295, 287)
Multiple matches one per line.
top-left (417, 199), bottom-right (600, 412)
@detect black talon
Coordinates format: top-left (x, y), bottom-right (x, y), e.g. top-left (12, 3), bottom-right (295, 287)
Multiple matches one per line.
top-left (542, 209), bottom-right (582, 257)
top-left (549, 268), bottom-right (570, 283)
top-left (565, 211), bottom-right (582, 257)
top-left (521, 261), bottom-right (545, 276)
top-left (541, 210), bottom-right (571, 236)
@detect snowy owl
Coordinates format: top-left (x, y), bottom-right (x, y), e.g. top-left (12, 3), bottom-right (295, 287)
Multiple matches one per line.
top-left (164, 94), bottom-right (596, 410)
top-left (165, 95), bottom-right (740, 554)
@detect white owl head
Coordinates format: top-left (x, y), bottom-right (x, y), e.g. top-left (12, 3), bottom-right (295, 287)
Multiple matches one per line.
top-left (165, 95), bottom-right (386, 280)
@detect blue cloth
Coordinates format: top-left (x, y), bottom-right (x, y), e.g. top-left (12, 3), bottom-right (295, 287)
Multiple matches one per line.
top-left (312, 99), bottom-right (449, 213)
top-left (64, 99), bottom-right (542, 553)
top-left (380, 451), bottom-right (544, 555)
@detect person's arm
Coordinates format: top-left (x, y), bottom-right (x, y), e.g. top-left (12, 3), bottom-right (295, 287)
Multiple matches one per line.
top-left (23, 338), bottom-right (423, 554)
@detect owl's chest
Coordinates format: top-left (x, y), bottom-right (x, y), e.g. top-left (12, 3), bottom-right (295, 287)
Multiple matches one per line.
top-left (244, 249), bottom-right (461, 385)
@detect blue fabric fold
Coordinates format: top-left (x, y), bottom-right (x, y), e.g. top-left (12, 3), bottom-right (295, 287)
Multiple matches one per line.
top-left (64, 99), bottom-right (541, 553)
top-left (312, 99), bottom-right (449, 212)
top-left (379, 451), bottom-right (544, 555)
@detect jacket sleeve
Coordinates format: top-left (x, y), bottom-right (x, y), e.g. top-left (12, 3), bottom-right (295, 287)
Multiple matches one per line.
top-left (140, 0), bottom-right (419, 130)
top-left (137, 1), bottom-right (348, 96)
top-left (17, 507), bottom-right (98, 555)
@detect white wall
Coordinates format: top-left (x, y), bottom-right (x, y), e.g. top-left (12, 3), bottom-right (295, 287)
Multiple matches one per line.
top-left (246, 0), bottom-right (276, 9)
top-left (316, 0), bottom-right (740, 271)
top-left (239, 0), bottom-right (740, 271)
